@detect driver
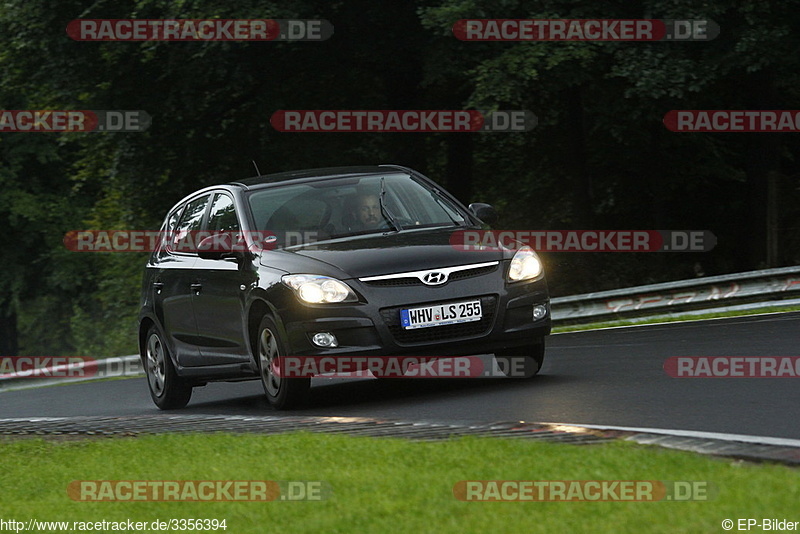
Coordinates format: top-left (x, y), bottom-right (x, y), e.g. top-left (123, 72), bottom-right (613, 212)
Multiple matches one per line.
top-left (347, 193), bottom-right (384, 230)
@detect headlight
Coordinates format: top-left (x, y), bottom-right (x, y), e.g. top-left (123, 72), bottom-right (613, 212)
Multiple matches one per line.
top-left (282, 275), bottom-right (357, 304)
top-left (507, 247), bottom-right (543, 282)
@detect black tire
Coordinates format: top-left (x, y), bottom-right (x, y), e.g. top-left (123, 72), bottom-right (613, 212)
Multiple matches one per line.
top-left (495, 340), bottom-right (546, 378)
top-left (256, 315), bottom-right (311, 409)
top-left (144, 326), bottom-right (192, 409)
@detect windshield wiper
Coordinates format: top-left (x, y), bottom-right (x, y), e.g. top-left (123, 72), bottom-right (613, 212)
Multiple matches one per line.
top-left (380, 177), bottom-right (402, 232)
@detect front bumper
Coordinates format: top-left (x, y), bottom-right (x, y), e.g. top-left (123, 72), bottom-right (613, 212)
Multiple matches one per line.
top-left (280, 266), bottom-right (551, 358)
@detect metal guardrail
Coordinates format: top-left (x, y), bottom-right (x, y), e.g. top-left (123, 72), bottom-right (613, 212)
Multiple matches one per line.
top-left (550, 265), bottom-right (800, 325)
top-left (2, 266), bottom-right (799, 391)
top-left (0, 355), bottom-right (143, 392)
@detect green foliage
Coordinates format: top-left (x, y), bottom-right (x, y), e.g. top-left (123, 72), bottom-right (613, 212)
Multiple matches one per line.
top-left (1, 0), bottom-right (799, 354)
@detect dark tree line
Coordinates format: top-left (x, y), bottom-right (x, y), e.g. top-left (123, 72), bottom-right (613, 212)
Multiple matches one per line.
top-left (1, 0), bottom-right (799, 356)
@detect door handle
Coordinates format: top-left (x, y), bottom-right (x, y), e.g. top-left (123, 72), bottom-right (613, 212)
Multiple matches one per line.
top-left (190, 283), bottom-right (202, 294)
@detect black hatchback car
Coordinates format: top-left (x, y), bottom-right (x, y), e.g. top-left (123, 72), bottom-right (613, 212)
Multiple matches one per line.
top-left (138, 165), bottom-right (550, 409)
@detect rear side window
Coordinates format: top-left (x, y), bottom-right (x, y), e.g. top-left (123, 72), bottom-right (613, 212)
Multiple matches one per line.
top-left (153, 206), bottom-right (183, 258)
top-left (170, 194), bottom-right (211, 254)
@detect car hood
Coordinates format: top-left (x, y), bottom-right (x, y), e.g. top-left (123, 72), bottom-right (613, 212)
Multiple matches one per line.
top-left (259, 227), bottom-right (509, 279)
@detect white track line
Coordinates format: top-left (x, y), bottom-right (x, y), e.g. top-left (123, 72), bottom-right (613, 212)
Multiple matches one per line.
top-left (545, 422), bottom-right (800, 447)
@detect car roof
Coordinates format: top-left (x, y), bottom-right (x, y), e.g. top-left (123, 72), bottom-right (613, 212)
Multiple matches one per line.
top-left (230, 164), bottom-right (411, 190)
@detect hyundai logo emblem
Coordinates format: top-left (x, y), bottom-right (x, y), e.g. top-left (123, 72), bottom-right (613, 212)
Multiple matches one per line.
top-left (421, 271), bottom-right (448, 285)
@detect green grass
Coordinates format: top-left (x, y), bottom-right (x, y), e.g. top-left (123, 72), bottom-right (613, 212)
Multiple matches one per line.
top-left (552, 304), bottom-right (800, 334)
top-left (1, 433), bottom-right (797, 533)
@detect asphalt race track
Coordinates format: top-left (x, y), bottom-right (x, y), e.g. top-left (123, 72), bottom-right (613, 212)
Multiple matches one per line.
top-left (2, 312), bottom-right (798, 440)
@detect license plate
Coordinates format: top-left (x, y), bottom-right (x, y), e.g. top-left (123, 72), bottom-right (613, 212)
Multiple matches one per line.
top-left (400, 300), bottom-right (482, 330)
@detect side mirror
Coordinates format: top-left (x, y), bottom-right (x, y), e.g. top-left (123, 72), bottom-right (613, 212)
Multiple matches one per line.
top-left (197, 234), bottom-right (241, 261)
top-left (468, 203), bottom-right (498, 225)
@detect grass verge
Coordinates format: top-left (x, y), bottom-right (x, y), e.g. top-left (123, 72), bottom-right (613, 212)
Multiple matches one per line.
top-left (0, 432), bottom-right (797, 533)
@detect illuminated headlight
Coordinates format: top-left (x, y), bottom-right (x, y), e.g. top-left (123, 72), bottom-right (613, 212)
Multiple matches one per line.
top-left (282, 275), bottom-right (357, 304)
top-left (507, 247), bottom-right (543, 282)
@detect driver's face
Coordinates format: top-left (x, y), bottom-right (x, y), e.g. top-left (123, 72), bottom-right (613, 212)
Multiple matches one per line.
top-left (356, 195), bottom-right (381, 227)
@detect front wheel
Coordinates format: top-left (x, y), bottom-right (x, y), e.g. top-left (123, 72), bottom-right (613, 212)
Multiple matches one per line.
top-left (495, 340), bottom-right (545, 378)
top-left (256, 316), bottom-right (311, 409)
top-left (144, 326), bottom-right (192, 409)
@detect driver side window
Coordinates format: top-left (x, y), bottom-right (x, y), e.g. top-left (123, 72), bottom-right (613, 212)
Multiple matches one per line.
top-left (208, 193), bottom-right (240, 233)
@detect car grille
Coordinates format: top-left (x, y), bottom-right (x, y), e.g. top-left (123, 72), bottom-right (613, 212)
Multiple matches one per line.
top-left (364, 277), bottom-right (422, 287)
top-left (363, 264), bottom-right (498, 287)
top-left (380, 295), bottom-right (497, 345)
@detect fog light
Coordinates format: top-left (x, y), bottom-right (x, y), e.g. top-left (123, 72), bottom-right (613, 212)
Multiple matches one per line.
top-left (312, 332), bottom-right (338, 348)
top-left (532, 305), bottom-right (548, 320)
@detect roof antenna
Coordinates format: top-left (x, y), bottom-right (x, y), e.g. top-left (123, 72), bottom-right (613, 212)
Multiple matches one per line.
top-left (252, 160), bottom-right (262, 177)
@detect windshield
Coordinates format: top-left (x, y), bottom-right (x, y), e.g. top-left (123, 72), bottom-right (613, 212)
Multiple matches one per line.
top-left (246, 173), bottom-right (467, 247)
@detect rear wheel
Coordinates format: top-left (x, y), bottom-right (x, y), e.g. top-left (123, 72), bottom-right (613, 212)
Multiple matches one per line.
top-left (144, 326), bottom-right (192, 409)
top-left (495, 340), bottom-right (545, 378)
top-left (257, 316), bottom-right (311, 409)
